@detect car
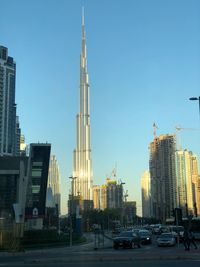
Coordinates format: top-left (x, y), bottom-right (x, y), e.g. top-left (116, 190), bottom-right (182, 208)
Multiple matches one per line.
top-left (113, 231), bottom-right (141, 249)
top-left (157, 233), bottom-right (176, 247)
top-left (168, 226), bottom-right (184, 242)
top-left (138, 230), bottom-right (152, 244)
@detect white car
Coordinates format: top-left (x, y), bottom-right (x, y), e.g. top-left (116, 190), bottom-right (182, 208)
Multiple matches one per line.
top-left (157, 233), bottom-right (176, 247)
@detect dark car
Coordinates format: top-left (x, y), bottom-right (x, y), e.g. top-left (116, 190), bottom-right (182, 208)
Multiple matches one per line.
top-left (138, 230), bottom-right (152, 244)
top-left (113, 231), bottom-right (141, 249)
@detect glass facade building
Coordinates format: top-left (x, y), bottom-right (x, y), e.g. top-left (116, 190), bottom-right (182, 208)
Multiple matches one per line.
top-left (0, 46), bottom-right (20, 156)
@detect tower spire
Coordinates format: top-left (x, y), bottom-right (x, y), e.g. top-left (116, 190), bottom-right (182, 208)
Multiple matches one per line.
top-left (82, 6), bottom-right (85, 26)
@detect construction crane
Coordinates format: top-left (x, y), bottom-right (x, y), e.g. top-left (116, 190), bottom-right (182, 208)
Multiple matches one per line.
top-left (124, 190), bottom-right (128, 203)
top-left (175, 125), bottom-right (198, 150)
top-left (153, 122), bottom-right (158, 139)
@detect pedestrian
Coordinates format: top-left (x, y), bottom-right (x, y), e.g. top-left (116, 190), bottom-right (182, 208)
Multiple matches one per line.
top-left (183, 228), bottom-right (190, 251)
top-left (188, 229), bottom-right (197, 250)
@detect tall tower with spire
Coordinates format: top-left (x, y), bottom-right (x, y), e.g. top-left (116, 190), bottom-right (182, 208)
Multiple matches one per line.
top-left (72, 9), bottom-right (93, 203)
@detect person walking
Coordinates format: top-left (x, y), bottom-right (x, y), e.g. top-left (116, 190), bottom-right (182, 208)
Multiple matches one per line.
top-left (188, 229), bottom-right (198, 250)
top-left (183, 228), bottom-right (190, 251)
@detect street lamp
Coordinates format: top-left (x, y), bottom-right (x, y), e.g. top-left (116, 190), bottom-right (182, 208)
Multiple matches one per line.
top-left (189, 96), bottom-right (200, 119)
top-left (68, 176), bottom-right (77, 247)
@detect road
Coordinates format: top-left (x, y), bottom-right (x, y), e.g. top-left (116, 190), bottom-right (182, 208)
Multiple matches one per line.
top-left (0, 233), bottom-right (199, 267)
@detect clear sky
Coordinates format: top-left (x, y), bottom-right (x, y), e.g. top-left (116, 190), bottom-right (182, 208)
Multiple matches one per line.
top-left (1, 0), bottom-right (200, 215)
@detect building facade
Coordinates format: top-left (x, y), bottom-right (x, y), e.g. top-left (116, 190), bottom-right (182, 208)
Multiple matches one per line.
top-left (149, 134), bottom-right (176, 222)
top-left (93, 185), bottom-right (101, 210)
top-left (175, 150), bottom-right (199, 216)
top-left (25, 143), bottom-right (51, 229)
top-left (0, 156), bottom-right (28, 221)
top-left (106, 178), bottom-right (123, 209)
top-left (124, 201), bottom-right (137, 225)
top-left (72, 10), bottom-right (93, 204)
top-left (47, 155), bottom-right (61, 214)
top-left (141, 170), bottom-right (151, 218)
top-left (0, 46), bottom-right (20, 156)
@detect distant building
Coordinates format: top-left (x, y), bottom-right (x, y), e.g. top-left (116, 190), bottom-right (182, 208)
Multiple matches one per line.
top-left (106, 178), bottom-right (123, 209)
top-left (101, 185), bottom-right (107, 210)
top-left (124, 201), bottom-right (137, 225)
top-left (20, 134), bottom-right (27, 155)
top-left (46, 155), bottom-right (61, 214)
top-left (94, 178), bottom-right (124, 210)
top-left (25, 143), bottom-right (51, 230)
top-left (141, 170), bottom-right (151, 218)
top-left (196, 175), bottom-right (200, 216)
top-left (175, 150), bottom-right (199, 216)
top-left (149, 134), bottom-right (176, 222)
top-left (0, 46), bottom-right (20, 156)
top-left (93, 185), bottom-right (101, 210)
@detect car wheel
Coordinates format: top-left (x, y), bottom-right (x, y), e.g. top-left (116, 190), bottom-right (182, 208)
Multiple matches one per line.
top-left (113, 245), bottom-right (118, 250)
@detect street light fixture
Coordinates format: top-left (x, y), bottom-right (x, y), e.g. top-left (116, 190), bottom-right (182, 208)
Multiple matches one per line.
top-left (189, 96), bottom-right (200, 119)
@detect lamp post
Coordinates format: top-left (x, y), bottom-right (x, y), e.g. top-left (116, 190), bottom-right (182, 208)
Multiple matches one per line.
top-left (68, 176), bottom-right (77, 247)
top-left (189, 96), bottom-right (200, 119)
top-left (119, 182), bottom-right (125, 227)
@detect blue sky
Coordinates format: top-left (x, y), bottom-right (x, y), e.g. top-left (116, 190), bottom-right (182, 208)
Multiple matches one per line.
top-left (1, 0), bottom-right (200, 215)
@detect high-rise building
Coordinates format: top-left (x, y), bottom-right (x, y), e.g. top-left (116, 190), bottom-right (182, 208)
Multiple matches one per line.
top-left (149, 134), bottom-right (176, 222)
top-left (20, 134), bottom-right (27, 155)
top-left (141, 170), bottom-right (151, 218)
top-left (124, 201), bottom-right (137, 225)
top-left (72, 10), bottom-right (93, 204)
top-left (175, 150), bottom-right (199, 216)
top-left (93, 185), bottom-right (101, 210)
top-left (106, 178), bottom-right (123, 209)
top-left (0, 46), bottom-right (20, 156)
top-left (101, 185), bottom-right (107, 210)
top-left (47, 155), bottom-right (61, 214)
top-left (196, 175), bottom-right (200, 216)
top-left (96, 178), bottom-right (124, 210)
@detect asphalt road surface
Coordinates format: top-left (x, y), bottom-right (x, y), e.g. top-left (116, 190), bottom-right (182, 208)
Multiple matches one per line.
top-left (1, 260), bottom-right (200, 267)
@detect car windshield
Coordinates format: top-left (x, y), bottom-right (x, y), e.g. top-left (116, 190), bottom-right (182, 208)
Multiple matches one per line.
top-left (119, 231), bottom-right (133, 237)
top-left (139, 231), bottom-right (150, 236)
top-left (160, 234), bottom-right (173, 238)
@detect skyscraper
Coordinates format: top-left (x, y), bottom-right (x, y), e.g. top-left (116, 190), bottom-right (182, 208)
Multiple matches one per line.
top-left (175, 150), bottom-right (199, 216)
top-left (0, 46), bottom-right (20, 156)
top-left (149, 134), bottom-right (176, 222)
top-left (72, 10), bottom-right (93, 203)
top-left (141, 170), bottom-right (151, 218)
top-left (47, 155), bottom-right (61, 214)
top-left (93, 185), bottom-right (101, 210)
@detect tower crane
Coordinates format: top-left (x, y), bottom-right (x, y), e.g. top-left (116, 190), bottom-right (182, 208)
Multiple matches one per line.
top-left (124, 190), bottom-right (128, 203)
top-left (175, 125), bottom-right (198, 150)
top-left (153, 122), bottom-right (158, 139)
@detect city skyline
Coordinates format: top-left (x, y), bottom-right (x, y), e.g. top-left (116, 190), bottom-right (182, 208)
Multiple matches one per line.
top-left (1, 0), bottom-right (200, 215)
